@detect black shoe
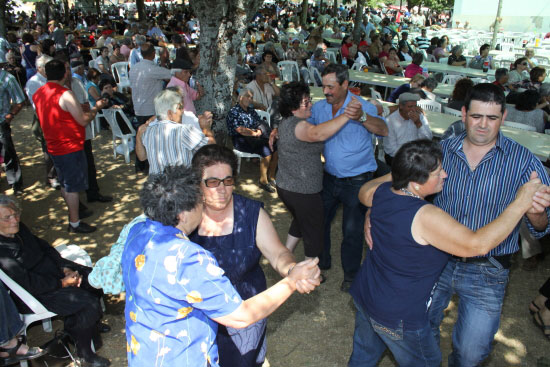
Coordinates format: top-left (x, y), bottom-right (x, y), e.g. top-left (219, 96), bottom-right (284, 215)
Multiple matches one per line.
top-left (80, 354), bottom-right (111, 367)
top-left (87, 194), bottom-right (113, 203)
top-left (11, 184), bottom-right (23, 195)
top-left (68, 222), bottom-right (97, 234)
top-left (259, 182), bottom-right (276, 193)
top-left (97, 323), bottom-right (111, 333)
top-left (79, 208), bottom-right (94, 219)
top-left (340, 280), bottom-right (353, 293)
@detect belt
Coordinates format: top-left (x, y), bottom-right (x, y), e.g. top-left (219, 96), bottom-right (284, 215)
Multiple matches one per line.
top-left (329, 171), bottom-right (374, 182)
top-left (452, 254), bottom-right (512, 269)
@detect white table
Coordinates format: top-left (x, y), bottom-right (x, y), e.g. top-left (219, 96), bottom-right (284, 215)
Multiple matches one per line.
top-left (399, 61), bottom-right (495, 78)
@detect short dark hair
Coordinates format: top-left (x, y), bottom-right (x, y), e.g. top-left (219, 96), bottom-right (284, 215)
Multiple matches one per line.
top-left (321, 63), bottom-right (349, 84)
top-left (437, 38), bottom-right (446, 47)
top-left (140, 42), bottom-right (155, 58)
top-left (86, 67), bottom-right (101, 82)
top-left (464, 83), bottom-right (506, 114)
top-left (45, 59), bottom-right (66, 81)
top-left (246, 42), bottom-right (254, 48)
top-left (451, 78), bottom-right (474, 101)
top-left (530, 66), bottom-right (546, 83)
top-left (494, 68), bottom-right (508, 81)
top-left (515, 90), bottom-right (540, 111)
top-left (261, 50), bottom-right (276, 61)
top-left (392, 139), bottom-right (442, 190)
top-left (279, 82), bottom-right (310, 118)
top-left (191, 145), bottom-right (239, 181)
top-left (99, 78), bottom-right (116, 91)
top-left (412, 52), bottom-right (424, 66)
top-left (421, 77), bottom-right (438, 91)
top-left (479, 43), bottom-right (490, 54)
top-left (22, 33), bottom-right (34, 44)
top-left (140, 165), bottom-right (201, 227)
top-left (513, 57), bottom-right (528, 69)
top-left (430, 37), bottom-right (439, 45)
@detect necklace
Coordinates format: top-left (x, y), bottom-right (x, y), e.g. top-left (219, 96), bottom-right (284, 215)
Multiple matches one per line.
top-left (400, 187), bottom-right (421, 199)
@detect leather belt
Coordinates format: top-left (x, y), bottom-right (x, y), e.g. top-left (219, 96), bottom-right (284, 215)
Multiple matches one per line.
top-left (452, 254), bottom-right (512, 269)
top-left (329, 171), bottom-right (374, 182)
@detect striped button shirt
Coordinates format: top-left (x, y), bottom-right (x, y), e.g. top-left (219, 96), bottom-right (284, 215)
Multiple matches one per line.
top-left (142, 119), bottom-right (208, 175)
top-left (434, 132), bottom-right (550, 257)
top-left (0, 70), bottom-right (26, 122)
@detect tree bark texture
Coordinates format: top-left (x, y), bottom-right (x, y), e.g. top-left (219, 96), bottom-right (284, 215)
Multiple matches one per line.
top-left (0, 1), bottom-right (6, 39)
top-left (136, 0), bottom-right (145, 21)
top-left (36, 2), bottom-right (50, 27)
top-left (190, 0), bottom-right (263, 139)
top-left (300, 0), bottom-right (308, 26)
top-left (352, 0), bottom-right (365, 43)
top-left (490, 0), bottom-right (503, 50)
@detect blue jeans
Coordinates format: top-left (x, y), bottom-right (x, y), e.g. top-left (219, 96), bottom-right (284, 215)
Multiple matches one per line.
top-left (319, 172), bottom-right (371, 280)
top-left (348, 301), bottom-right (441, 367)
top-left (428, 258), bottom-right (509, 367)
top-left (0, 281), bottom-right (24, 345)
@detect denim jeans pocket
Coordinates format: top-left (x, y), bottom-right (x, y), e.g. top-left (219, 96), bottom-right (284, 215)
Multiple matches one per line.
top-left (479, 264), bottom-right (509, 286)
top-left (472, 266), bottom-right (509, 315)
top-left (370, 318), bottom-right (403, 341)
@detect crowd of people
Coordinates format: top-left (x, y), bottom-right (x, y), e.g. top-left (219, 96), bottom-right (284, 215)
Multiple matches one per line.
top-left (0, 1), bottom-right (549, 367)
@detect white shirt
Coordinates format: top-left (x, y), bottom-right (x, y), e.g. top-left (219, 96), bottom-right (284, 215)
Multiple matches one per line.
top-left (129, 59), bottom-right (171, 116)
top-left (383, 109), bottom-right (432, 157)
top-left (25, 72), bottom-right (47, 109)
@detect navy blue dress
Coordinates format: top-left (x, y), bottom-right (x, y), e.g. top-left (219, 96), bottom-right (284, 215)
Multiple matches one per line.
top-left (190, 194), bottom-right (267, 367)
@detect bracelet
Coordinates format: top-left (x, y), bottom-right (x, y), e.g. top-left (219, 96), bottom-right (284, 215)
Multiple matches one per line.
top-left (287, 264), bottom-right (296, 276)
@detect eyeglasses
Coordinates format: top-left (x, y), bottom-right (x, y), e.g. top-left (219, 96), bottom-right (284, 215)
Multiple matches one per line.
top-left (521, 62), bottom-right (528, 66)
top-left (204, 176), bottom-right (235, 188)
top-left (300, 98), bottom-right (312, 106)
top-left (0, 212), bottom-right (20, 222)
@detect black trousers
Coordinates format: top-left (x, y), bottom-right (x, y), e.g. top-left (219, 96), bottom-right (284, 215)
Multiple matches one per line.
top-left (84, 140), bottom-right (100, 199)
top-left (540, 278), bottom-right (550, 309)
top-left (0, 122), bottom-right (23, 188)
top-left (134, 115), bottom-right (152, 173)
top-left (31, 114), bottom-right (57, 182)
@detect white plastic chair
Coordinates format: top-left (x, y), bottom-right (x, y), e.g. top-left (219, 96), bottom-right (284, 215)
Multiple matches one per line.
top-left (277, 60), bottom-right (300, 82)
top-left (471, 77), bottom-right (489, 84)
top-left (102, 108), bottom-right (136, 163)
top-left (370, 87), bottom-right (382, 100)
top-left (503, 120), bottom-right (536, 131)
top-left (417, 99), bottom-right (442, 112)
top-left (90, 48), bottom-right (99, 60)
top-left (351, 62), bottom-right (366, 71)
top-left (111, 62), bottom-right (130, 93)
top-left (308, 66), bottom-right (322, 87)
top-left (88, 59), bottom-right (95, 69)
top-left (326, 50), bottom-right (337, 64)
top-left (441, 74), bottom-right (464, 85)
top-left (438, 57), bottom-right (449, 64)
top-left (255, 109), bottom-right (271, 127)
top-left (443, 106), bottom-right (463, 117)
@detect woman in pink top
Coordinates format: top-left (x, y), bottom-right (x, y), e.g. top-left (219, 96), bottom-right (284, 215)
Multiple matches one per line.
top-left (404, 52), bottom-right (428, 78)
top-left (166, 58), bottom-right (204, 115)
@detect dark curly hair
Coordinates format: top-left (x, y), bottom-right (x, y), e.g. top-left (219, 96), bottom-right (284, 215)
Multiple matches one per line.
top-left (515, 90), bottom-right (540, 111)
top-left (392, 139), bottom-right (443, 190)
top-left (451, 78), bottom-right (474, 101)
top-left (530, 67), bottom-right (546, 83)
top-left (140, 166), bottom-right (201, 227)
top-left (279, 82), bottom-right (310, 118)
top-left (191, 144), bottom-right (239, 180)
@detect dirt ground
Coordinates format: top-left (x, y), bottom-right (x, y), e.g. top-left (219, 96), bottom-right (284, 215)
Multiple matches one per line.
top-left (8, 105), bottom-right (550, 367)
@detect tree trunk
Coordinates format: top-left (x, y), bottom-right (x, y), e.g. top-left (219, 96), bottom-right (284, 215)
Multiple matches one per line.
top-left (95, 0), bottom-right (101, 16)
top-left (352, 0), bottom-right (364, 43)
top-left (136, 0), bottom-right (145, 22)
top-left (190, 0), bottom-right (263, 142)
top-left (0, 0), bottom-right (6, 39)
top-left (300, 0), bottom-right (308, 27)
top-left (36, 2), bottom-right (50, 27)
top-left (490, 0), bottom-right (503, 50)
top-left (63, 0), bottom-right (70, 25)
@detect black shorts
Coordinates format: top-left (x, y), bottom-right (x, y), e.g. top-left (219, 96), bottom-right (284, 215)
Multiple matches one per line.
top-left (51, 150), bottom-right (88, 193)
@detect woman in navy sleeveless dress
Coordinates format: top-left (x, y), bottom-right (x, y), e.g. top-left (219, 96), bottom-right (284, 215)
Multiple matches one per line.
top-left (349, 140), bottom-right (540, 367)
top-left (190, 145), bottom-right (318, 367)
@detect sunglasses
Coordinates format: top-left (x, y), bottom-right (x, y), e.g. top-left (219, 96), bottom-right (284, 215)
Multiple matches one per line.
top-left (204, 176), bottom-right (235, 188)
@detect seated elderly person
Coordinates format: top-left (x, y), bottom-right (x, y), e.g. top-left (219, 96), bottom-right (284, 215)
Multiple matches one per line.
top-left (383, 93), bottom-right (432, 166)
top-left (404, 52), bottom-right (427, 78)
top-left (0, 196), bottom-right (110, 367)
top-left (468, 43), bottom-right (494, 70)
top-left (387, 74), bottom-right (425, 103)
top-left (135, 88), bottom-right (214, 175)
top-left (447, 45), bottom-right (467, 67)
top-left (493, 68), bottom-right (509, 92)
top-left (166, 58), bottom-right (204, 116)
top-left (506, 90), bottom-right (548, 133)
top-left (420, 77), bottom-right (439, 100)
top-left (226, 89), bottom-right (278, 193)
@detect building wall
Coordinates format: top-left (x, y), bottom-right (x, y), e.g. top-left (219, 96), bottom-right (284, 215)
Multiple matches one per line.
top-left (453, 0), bottom-right (550, 34)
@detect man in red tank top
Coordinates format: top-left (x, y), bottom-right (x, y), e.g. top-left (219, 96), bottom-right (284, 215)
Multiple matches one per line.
top-left (33, 59), bottom-right (106, 234)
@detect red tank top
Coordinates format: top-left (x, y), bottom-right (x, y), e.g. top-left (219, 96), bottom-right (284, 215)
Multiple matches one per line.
top-left (33, 82), bottom-right (85, 155)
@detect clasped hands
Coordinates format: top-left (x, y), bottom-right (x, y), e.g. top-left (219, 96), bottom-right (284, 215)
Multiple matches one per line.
top-left (287, 258), bottom-right (322, 294)
top-left (61, 267), bottom-right (82, 288)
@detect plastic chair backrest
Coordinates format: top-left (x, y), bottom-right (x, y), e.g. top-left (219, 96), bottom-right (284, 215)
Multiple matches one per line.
top-left (417, 99), bottom-right (442, 112)
top-left (443, 106), bottom-right (462, 117)
top-left (111, 62), bottom-right (129, 84)
top-left (255, 109), bottom-right (271, 127)
top-left (503, 120), bottom-right (536, 131)
top-left (277, 61), bottom-right (300, 82)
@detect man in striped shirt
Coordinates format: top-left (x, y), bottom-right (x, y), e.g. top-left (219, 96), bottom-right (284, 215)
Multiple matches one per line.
top-left (414, 28), bottom-right (430, 51)
top-left (428, 83), bottom-right (550, 366)
top-left (135, 88), bottom-right (214, 176)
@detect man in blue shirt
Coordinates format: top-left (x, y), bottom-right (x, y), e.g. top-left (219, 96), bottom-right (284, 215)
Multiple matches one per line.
top-left (429, 83), bottom-right (550, 366)
top-left (309, 64), bottom-right (387, 291)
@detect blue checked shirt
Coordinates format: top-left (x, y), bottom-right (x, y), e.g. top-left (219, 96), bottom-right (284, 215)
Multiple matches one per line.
top-left (434, 132), bottom-right (550, 257)
top-left (0, 70), bottom-right (25, 123)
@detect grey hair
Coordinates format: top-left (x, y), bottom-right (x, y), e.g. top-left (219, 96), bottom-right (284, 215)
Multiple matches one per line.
top-left (154, 88), bottom-right (182, 121)
top-left (451, 45), bottom-right (463, 54)
top-left (0, 195), bottom-right (20, 212)
top-left (135, 35), bottom-right (146, 46)
top-left (539, 83), bottom-right (550, 97)
top-left (254, 65), bottom-right (266, 77)
top-left (421, 77), bottom-right (439, 91)
top-left (36, 55), bottom-right (53, 69)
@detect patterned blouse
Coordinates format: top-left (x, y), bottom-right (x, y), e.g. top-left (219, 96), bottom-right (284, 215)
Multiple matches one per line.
top-left (122, 219), bottom-right (242, 367)
top-left (225, 104), bottom-right (261, 137)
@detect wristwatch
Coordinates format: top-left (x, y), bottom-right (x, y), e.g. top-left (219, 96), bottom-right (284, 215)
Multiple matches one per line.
top-left (359, 111), bottom-right (368, 123)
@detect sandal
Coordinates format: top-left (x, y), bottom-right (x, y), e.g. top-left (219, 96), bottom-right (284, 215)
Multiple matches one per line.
top-left (530, 301), bottom-right (541, 315)
top-left (0, 337), bottom-right (46, 366)
top-left (533, 311), bottom-right (550, 340)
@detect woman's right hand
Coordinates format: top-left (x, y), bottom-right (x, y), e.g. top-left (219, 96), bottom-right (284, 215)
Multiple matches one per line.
top-left (515, 172), bottom-right (546, 212)
top-left (288, 258), bottom-right (321, 293)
